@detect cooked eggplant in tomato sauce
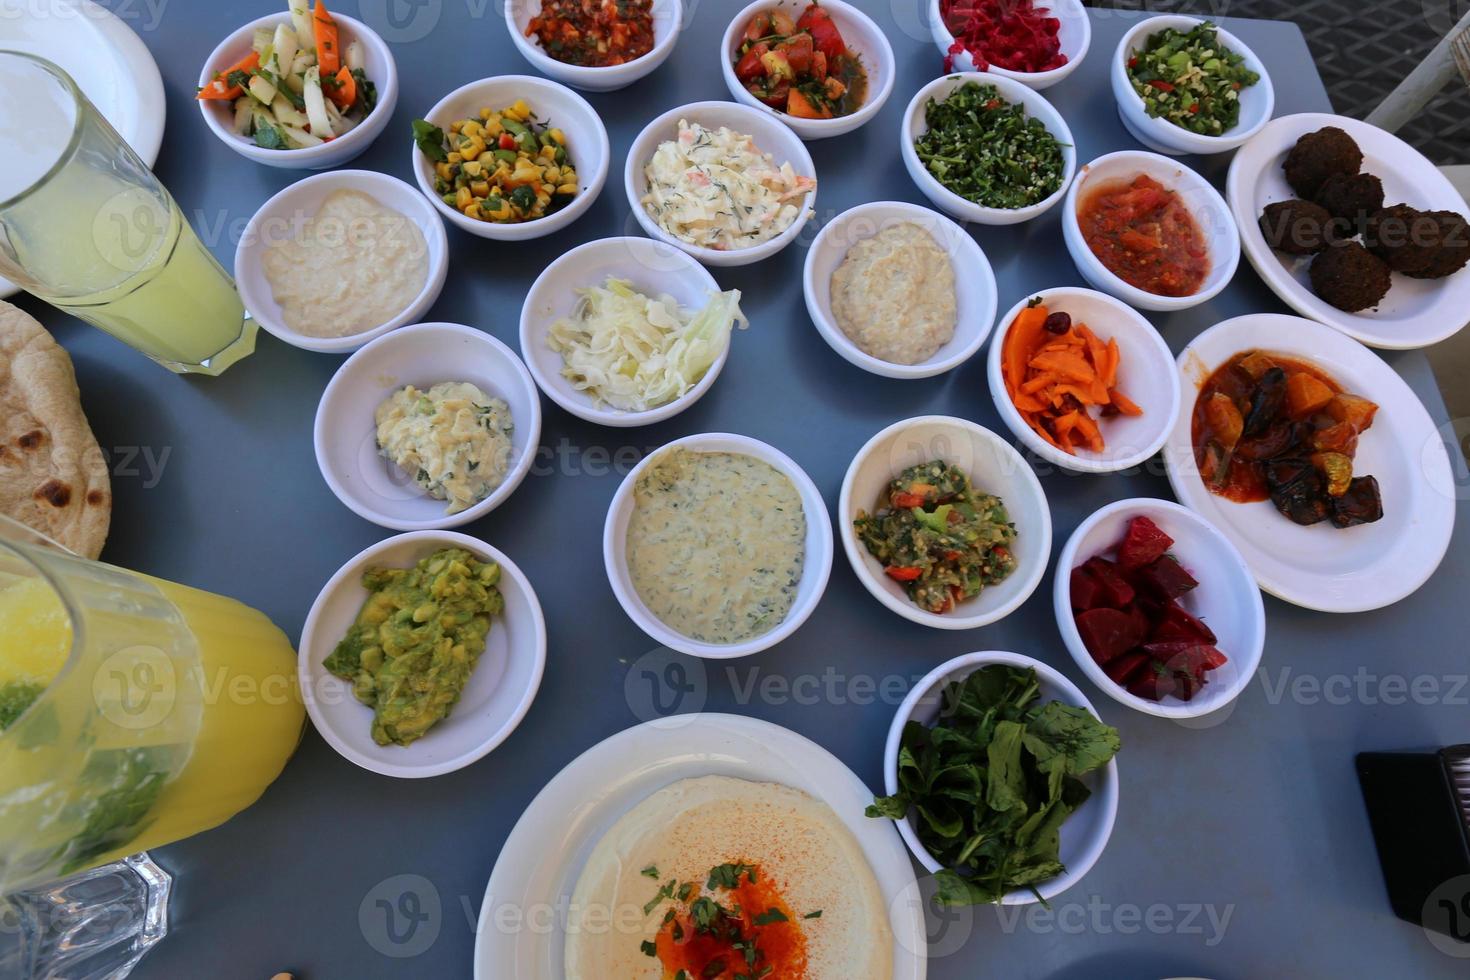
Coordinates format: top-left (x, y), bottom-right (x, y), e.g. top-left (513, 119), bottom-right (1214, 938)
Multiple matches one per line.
top-left (1191, 350), bottom-right (1384, 529)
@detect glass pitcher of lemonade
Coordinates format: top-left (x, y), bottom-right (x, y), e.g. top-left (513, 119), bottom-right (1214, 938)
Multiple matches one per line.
top-left (0, 516), bottom-right (303, 973)
top-left (0, 52), bottom-right (255, 375)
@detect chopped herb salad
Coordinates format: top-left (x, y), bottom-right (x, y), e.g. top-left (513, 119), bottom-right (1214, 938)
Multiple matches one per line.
top-left (1125, 21), bottom-right (1260, 136)
top-left (913, 81), bottom-right (1066, 210)
top-left (854, 460), bottom-right (1017, 614)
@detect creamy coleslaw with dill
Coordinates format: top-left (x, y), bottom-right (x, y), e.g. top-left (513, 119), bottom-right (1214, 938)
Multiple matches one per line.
top-left (640, 120), bottom-right (816, 251)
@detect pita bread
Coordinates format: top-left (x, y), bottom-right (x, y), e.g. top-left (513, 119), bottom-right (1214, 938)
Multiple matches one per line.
top-left (0, 302), bottom-right (110, 558)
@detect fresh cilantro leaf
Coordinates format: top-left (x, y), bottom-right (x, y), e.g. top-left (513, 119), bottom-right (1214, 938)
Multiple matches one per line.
top-left (412, 118), bottom-right (447, 162)
top-left (641, 864), bottom-right (659, 879)
top-left (752, 907), bottom-right (788, 926)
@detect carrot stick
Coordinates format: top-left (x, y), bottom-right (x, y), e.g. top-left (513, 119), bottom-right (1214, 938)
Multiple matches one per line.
top-left (314, 0), bottom-right (341, 76)
top-left (327, 65), bottom-right (356, 110)
top-left (1110, 388), bottom-right (1144, 416)
top-left (197, 51), bottom-right (259, 100)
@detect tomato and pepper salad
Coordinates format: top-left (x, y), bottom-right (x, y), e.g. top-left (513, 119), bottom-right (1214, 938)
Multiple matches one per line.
top-left (854, 461), bottom-right (1017, 615)
top-left (525, 0), bottom-right (655, 68)
top-left (732, 3), bottom-right (868, 119)
top-left (1077, 174), bottom-right (1210, 297)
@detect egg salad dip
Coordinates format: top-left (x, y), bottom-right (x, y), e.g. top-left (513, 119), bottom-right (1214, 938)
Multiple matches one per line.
top-left (641, 120), bottom-right (816, 251)
top-left (324, 547), bottom-right (504, 746)
top-left (375, 381), bottom-right (514, 514)
top-left (830, 221), bottom-right (957, 365)
top-left (261, 189), bottom-right (428, 339)
top-left (627, 448), bottom-right (806, 644)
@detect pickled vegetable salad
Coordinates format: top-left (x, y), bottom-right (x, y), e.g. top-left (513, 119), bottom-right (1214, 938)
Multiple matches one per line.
top-left (198, 0), bottom-right (377, 150)
top-left (547, 279), bottom-right (747, 412)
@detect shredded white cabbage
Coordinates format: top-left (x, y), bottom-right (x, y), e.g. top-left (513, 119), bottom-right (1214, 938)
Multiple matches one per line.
top-left (546, 278), bottom-right (747, 413)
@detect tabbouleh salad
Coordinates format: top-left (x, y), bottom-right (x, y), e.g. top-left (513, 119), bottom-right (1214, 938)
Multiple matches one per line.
top-left (1125, 21), bottom-right (1260, 136)
top-left (854, 460), bottom-right (1017, 614)
top-left (913, 81), bottom-right (1066, 210)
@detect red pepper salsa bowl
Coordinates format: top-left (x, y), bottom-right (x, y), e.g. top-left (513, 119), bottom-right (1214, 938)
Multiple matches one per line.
top-left (927, 0), bottom-right (1090, 91)
top-left (721, 0), bottom-right (896, 140)
top-left (504, 0), bottom-right (682, 92)
top-left (1062, 150), bottom-right (1240, 312)
top-left (1054, 498), bottom-right (1265, 720)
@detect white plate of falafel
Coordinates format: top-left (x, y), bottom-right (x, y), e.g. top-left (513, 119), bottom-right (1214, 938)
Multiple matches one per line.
top-left (1227, 112), bottom-right (1470, 350)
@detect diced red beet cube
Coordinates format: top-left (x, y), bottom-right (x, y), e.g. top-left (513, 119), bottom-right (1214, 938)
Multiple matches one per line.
top-left (1075, 607), bottom-right (1147, 665)
top-left (1122, 602), bottom-right (1151, 643)
top-left (1082, 556), bottom-right (1135, 608)
top-left (1103, 651), bottom-right (1150, 686)
top-left (1201, 646), bottom-right (1229, 670)
top-left (1069, 565), bottom-right (1104, 611)
top-left (1134, 555), bottom-right (1199, 600)
top-left (1127, 663), bottom-right (1170, 701)
top-left (1150, 603), bottom-right (1218, 645)
top-left (1117, 516), bottom-right (1174, 570)
top-left (1142, 642), bottom-right (1226, 681)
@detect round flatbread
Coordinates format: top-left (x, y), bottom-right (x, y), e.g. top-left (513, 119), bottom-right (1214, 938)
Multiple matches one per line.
top-left (0, 302), bottom-right (110, 558)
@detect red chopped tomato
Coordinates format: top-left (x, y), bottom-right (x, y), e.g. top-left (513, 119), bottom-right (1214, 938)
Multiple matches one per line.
top-left (796, 4), bottom-right (846, 60)
top-left (1078, 174), bottom-right (1210, 298)
top-left (735, 42), bottom-right (768, 81)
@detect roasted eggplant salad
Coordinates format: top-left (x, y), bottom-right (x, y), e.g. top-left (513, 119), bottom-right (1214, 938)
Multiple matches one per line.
top-left (854, 460), bottom-right (1017, 613)
top-left (1192, 349), bottom-right (1384, 529)
top-left (732, 2), bottom-right (868, 119)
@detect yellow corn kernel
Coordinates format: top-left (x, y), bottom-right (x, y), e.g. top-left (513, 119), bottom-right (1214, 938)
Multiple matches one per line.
top-left (494, 162), bottom-right (513, 181)
top-left (461, 159), bottom-right (483, 178)
top-left (470, 180), bottom-right (490, 197)
top-left (455, 186), bottom-right (472, 210)
top-left (461, 119), bottom-right (483, 137)
top-left (434, 161), bottom-right (453, 181)
top-left (538, 144), bottom-right (556, 160)
top-left (458, 134), bottom-right (485, 159)
top-left (476, 151), bottom-right (498, 166)
top-left (557, 182), bottom-right (577, 195)
top-left (511, 165), bottom-right (541, 184)
top-left (449, 120), bottom-right (464, 134)
top-left (447, 151), bottom-right (463, 165)
top-left (479, 106), bottom-right (492, 119)
top-left (463, 202), bottom-right (483, 220)
top-left (489, 202), bottom-right (511, 221)
top-left (511, 99), bottom-right (531, 119)
top-left (549, 127), bottom-right (566, 146)
top-left (542, 165), bottom-right (560, 183)
top-left (501, 105), bottom-right (523, 122)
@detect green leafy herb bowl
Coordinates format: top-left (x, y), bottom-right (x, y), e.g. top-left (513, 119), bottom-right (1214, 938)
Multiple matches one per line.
top-left (880, 650), bottom-right (1119, 906)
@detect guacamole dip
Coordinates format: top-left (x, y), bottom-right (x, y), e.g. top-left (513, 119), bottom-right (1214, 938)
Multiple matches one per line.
top-left (324, 547), bottom-right (504, 746)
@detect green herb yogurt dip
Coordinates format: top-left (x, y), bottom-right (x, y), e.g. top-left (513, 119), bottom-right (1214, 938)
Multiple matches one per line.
top-left (325, 547), bottom-right (503, 746)
top-left (626, 449), bottom-right (806, 644)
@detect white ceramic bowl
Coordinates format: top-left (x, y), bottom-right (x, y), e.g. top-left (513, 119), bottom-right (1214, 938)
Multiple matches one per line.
top-left (504, 0), bottom-right (682, 91)
top-left (235, 170), bottom-right (448, 355)
top-left (928, 0), bottom-right (1090, 90)
top-left (313, 322), bottom-right (542, 531)
top-left (520, 236), bottom-right (730, 427)
top-left (1111, 15), bottom-right (1274, 157)
top-left (803, 201), bottom-right (996, 379)
top-left (1054, 498), bottom-right (1265, 719)
top-left (603, 433), bottom-right (834, 659)
top-left (839, 416), bottom-right (1051, 630)
top-left (884, 650), bottom-right (1119, 903)
top-left (901, 72), bottom-right (1076, 226)
top-left (197, 13), bottom-right (398, 170)
top-left (1062, 150), bottom-right (1240, 312)
top-left (986, 287), bottom-right (1180, 473)
top-left (719, 0), bottom-right (896, 140)
top-left (410, 75), bottom-right (609, 242)
top-left (298, 530), bottom-right (546, 778)
top-left (624, 101), bottom-right (817, 267)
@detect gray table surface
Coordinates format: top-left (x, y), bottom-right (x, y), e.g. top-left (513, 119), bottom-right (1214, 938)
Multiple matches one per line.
top-left (26, 2), bottom-right (1468, 977)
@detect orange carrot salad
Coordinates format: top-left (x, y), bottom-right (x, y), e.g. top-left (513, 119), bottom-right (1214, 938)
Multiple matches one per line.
top-left (1000, 301), bottom-right (1143, 455)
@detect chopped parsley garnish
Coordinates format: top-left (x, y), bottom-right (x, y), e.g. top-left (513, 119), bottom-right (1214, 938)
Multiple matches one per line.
top-left (914, 80), bottom-right (1066, 210)
top-left (641, 864), bottom-right (660, 879)
top-left (751, 907), bottom-right (788, 926)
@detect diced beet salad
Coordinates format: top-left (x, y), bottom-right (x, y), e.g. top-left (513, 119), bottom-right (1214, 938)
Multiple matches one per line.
top-left (940, 0), bottom-right (1067, 74)
top-left (1071, 516), bottom-right (1229, 703)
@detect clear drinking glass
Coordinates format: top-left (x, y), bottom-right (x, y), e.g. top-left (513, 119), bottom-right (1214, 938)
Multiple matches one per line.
top-left (0, 52), bottom-right (256, 375)
top-left (0, 516), bottom-right (305, 976)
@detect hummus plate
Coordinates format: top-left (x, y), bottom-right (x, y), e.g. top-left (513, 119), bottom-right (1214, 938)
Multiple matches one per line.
top-left (474, 714), bottom-right (927, 979)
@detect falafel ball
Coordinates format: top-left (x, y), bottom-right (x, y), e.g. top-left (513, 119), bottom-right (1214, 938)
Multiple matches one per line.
top-left (1313, 172), bottom-right (1385, 224)
top-left (1366, 204), bottom-right (1438, 275)
top-left (1309, 241), bottom-right (1391, 312)
top-left (1283, 126), bottom-right (1363, 199)
top-left (1259, 199), bottom-right (1337, 255)
top-left (1404, 210), bottom-right (1470, 280)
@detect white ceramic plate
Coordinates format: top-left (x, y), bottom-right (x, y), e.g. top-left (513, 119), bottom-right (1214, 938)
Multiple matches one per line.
top-left (0, 0), bottom-right (165, 299)
top-left (1163, 314), bottom-right (1456, 612)
top-left (298, 531), bottom-right (547, 778)
top-left (473, 713), bottom-right (928, 979)
top-left (1227, 113), bottom-right (1470, 349)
